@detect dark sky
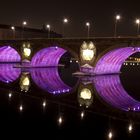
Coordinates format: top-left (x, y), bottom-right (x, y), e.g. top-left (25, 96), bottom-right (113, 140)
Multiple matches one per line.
top-left (0, 0), bottom-right (140, 37)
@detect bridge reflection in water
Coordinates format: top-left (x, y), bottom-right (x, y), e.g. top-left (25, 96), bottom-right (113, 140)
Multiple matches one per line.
top-left (0, 63), bottom-right (139, 139)
top-left (0, 63), bottom-right (139, 113)
top-left (31, 68), bottom-right (71, 94)
top-left (93, 75), bottom-right (140, 112)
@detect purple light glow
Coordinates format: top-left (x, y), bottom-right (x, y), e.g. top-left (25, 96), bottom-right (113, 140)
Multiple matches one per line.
top-left (0, 46), bottom-right (21, 62)
top-left (31, 68), bottom-right (71, 94)
top-left (93, 75), bottom-right (140, 111)
top-left (0, 64), bottom-right (21, 83)
top-left (31, 47), bottom-right (67, 66)
top-left (94, 47), bottom-right (140, 74)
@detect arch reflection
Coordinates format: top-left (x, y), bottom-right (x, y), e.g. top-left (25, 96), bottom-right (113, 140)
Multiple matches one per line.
top-left (20, 72), bottom-right (31, 92)
top-left (0, 64), bottom-right (21, 83)
top-left (31, 68), bottom-right (72, 94)
top-left (93, 75), bottom-right (140, 111)
top-left (78, 83), bottom-right (94, 108)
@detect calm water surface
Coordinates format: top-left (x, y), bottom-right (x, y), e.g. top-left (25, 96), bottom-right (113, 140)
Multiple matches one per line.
top-left (0, 62), bottom-right (140, 139)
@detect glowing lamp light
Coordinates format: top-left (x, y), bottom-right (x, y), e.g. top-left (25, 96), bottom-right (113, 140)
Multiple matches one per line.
top-left (81, 41), bottom-right (87, 49)
top-left (19, 105), bottom-right (23, 112)
top-left (80, 88), bottom-right (92, 100)
top-left (116, 15), bottom-right (120, 20)
top-left (23, 48), bottom-right (31, 57)
top-left (81, 111), bottom-right (85, 119)
top-left (8, 93), bottom-right (12, 99)
top-left (23, 21), bottom-right (27, 26)
top-left (43, 101), bottom-right (46, 107)
top-left (128, 124), bottom-right (133, 133)
top-left (88, 42), bottom-right (94, 49)
top-left (46, 24), bottom-right (50, 29)
top-left (22, 76), bottom-right (30, 86)
top-left (108, 131), bottom-right (113, 139)
top-left (136, 19), bottom-right (140, 24)
top-left (11, 26), bottom-right (15, 30)
top-left (63, 18), bottom-right (68, 23)
top-left (86, 22), bottom-right (90, 27)
top-left (82, 49), bottom-right (94, 61)
top-left (58, 116), bottom-right (63, 125)
top-left (20, 73), bottom-right (30, 92)
top-left (81, 41), bottom-right (96, 61)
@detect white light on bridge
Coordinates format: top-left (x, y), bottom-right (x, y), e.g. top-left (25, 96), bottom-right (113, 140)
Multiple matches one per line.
top-left (82, 49), bottom-right (94, 60)
top-left (81, 41), bottom-right (96, 62)
top-left (11, 26), bottom-right (15, 30)
top-left (136, 19), bottom-right (140, 24)
top-left (63, 18), bottom-right (68, 23)
top-left (23, 47), bottom-right (31, 57)
top-left (86, 22), bottom-right (90, 27)
top-left (46, 24), bottom-right (50, 29)
top-left (23, 21), bottom-right (27, 26)
top-left (116, 15), bottom-right (121, 20)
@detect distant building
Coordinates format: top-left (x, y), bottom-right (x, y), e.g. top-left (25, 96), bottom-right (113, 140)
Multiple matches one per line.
top-left (0, 24), bottom-right (62, 39)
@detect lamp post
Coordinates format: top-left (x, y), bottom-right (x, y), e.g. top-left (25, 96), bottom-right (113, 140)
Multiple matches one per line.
top-left (62, 18), bottom-right (68, 37)
top-left (11, 26), bottom-right (15, 39)
top-left (22, 21), bottom-right (27, 39)
top-left (46, 24), bottom-right (50, 38)
top-left (136, 19), bottom-right (140, 36)
top-left (114, 14), bottom-right (121, 37)
top-left (86, 22), bottom-right (90, 38)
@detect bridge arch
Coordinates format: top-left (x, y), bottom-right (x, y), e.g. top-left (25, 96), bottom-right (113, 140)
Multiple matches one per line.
top-left (31, 46), bottom-right (79, 66)
top-left (0, 46), bottom-right (21, 62)
top-left (94, 47), bottom-right (140, 74)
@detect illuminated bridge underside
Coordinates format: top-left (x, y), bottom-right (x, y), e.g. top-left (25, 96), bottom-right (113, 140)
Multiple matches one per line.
top-left (31, 47), bottom-right (67, 66)
top-left (94, 47), bottom-right (140, 74)
top-left (0, 46), bottom-right (21, 62)
top-left (31, 68), bottom-right (71, 94)
top-left (93, 75), bottom-right (140, 111)
top-left (0, 64), bottom-right (21, 83)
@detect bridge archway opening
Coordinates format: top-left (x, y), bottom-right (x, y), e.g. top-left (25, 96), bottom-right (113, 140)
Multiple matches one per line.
top-left (94, 47), bottom-right (140, 75)
top-left (0, 46), bottom-right (21, 62)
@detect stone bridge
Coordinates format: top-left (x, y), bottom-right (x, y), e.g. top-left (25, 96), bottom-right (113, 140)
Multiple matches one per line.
top-left (0, 37), bottom-right (140, 73)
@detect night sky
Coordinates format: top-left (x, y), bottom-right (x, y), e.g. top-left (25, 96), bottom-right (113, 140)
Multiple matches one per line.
top-left (0, 0), bottom-right (140, 37)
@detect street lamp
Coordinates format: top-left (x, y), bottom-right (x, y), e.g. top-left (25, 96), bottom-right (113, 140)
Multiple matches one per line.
top-left (22, 21), bottom-right (27, 39)
top-left (114, 14), bottom-right (121, 37)
top-left (46, 24), bottom-right (51, 38)
top-left (135, 19), bottom-right (140, 36)
top-left (11, 26), bottom-right (15, 39)
top-left (86, 22), bottom-right (90, 38)
top-left (62, 18), bottom-right (68, 37)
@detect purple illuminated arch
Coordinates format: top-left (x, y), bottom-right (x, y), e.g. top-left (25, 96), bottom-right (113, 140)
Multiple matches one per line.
top-left (31, 47), bottom-right (67, 66)
top-left (31, 68), bottom-right (71, 94)
top-left (94, 47), bottom-right (140, 75)
top-left (0, 46), bottom-right (21, 62)
top-left (93, 75), bottom-right (140, 111)
top-left (0, 64), bottom-right (21, 83)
